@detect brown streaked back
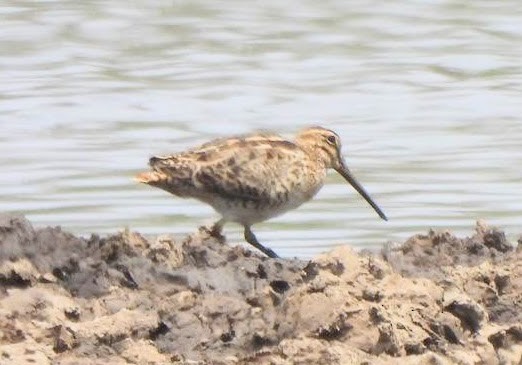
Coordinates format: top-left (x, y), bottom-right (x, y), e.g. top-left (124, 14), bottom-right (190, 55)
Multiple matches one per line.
top-left (135, 131), bottom-right (318, 205)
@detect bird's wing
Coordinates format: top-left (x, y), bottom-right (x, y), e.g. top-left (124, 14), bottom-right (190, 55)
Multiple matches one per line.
top-left (196, 140), bottom-right (306, 202)
top-left (148, 133), bottom-right (307, 202)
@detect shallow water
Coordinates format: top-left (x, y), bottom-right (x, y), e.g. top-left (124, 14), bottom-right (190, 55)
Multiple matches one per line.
top-left (1, 1), bottom-right (521, 257)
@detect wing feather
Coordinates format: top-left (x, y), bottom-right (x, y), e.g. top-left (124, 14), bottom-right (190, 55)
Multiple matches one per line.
top-left (196, 141), bottom-right (303, 203)
top-left (142, 133), bottom-right (307, 204)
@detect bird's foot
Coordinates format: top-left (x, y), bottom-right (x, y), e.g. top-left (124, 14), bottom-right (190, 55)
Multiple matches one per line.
top-left (244, 226), bottom-right (279, 258)
top-left (199, 221), bottom-right (226, 243)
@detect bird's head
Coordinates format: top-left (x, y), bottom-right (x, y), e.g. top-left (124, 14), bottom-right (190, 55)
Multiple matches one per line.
top-left (296, 126), bottom-right (388, 221)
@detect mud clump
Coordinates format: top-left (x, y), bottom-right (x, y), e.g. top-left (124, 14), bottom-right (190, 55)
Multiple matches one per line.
top-left (1, 214), bottom-right (521, 364)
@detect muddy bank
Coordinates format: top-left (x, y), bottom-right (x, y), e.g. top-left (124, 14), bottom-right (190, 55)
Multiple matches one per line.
top-left (0, 214), bottom-right (521, 364)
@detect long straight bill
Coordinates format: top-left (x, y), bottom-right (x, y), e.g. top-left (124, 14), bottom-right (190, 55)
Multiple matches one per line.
top-left (336, 165), bottom-right (388, 221)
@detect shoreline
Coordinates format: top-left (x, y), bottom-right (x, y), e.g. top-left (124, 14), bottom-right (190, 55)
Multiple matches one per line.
top-left (1, 214), bottom-right (521, 364)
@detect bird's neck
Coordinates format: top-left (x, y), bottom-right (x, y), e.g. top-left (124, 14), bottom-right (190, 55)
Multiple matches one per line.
top-left (295, 141), bottom-right (329, 169)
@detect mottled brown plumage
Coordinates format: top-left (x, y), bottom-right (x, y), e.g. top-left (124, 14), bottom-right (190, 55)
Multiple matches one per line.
top-left (136, 126), bottom-right (387, 258)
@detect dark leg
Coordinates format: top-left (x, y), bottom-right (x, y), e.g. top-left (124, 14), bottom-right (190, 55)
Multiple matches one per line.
top-left (244, 226), bottom-right (279, 258)
top-left (209, 218), bottom-right (226, 237)
top-left (195, 218), bottom-right (225, 243)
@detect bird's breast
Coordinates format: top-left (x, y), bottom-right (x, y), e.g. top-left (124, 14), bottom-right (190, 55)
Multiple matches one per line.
top-left (207, 170), bottom-right (326, 225)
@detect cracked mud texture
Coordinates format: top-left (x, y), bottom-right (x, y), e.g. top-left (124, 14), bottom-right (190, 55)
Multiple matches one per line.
top-left (1, 214), bottom-right (521, 364)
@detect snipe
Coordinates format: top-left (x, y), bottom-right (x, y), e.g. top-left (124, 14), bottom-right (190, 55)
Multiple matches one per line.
top-left (135, 126), bottom-right (387, 258)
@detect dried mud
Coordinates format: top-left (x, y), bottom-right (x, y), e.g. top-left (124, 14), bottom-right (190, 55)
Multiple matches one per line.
top-left (1, 214), bottom-right (521, 364)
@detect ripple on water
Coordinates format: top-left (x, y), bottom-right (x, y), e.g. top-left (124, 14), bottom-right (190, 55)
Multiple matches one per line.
top-left (1, 0), bottom-right (521, 257)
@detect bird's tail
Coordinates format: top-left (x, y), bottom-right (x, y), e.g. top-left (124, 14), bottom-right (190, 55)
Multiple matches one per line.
top-left (134, 171), bottom-right (165, 184)
top-left (134, 155), bottom-right (174, 184)
top-left (149, 155), bottom-right (173, 168)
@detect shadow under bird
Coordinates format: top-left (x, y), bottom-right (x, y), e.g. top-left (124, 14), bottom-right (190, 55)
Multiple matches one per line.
top-left (135, 126), bottom-right (387, 258)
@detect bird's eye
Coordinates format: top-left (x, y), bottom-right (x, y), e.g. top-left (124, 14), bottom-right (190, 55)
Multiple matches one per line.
top-left (326, 135), bottom-right (336, 145)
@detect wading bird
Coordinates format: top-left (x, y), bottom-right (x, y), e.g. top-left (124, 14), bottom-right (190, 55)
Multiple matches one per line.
top-left (135, 126), bottom-right (387, 258)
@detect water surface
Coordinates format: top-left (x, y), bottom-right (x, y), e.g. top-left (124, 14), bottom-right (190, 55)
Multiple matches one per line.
top-left (1, 1), bottom-right (521, 257)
